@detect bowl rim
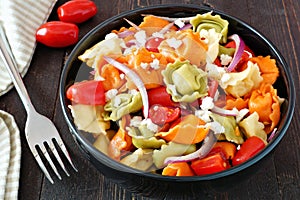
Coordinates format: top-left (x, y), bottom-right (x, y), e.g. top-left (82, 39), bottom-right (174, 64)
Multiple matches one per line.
top-left (59, 4), bottom-right (296, 182)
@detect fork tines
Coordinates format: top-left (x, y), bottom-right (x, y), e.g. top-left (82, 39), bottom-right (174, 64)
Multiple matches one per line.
top-left (32, 138), bottom-right (78, 184)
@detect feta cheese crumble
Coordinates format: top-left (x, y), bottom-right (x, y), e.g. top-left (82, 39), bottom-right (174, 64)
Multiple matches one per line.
top-left (129, 116), bottom-right (142, 127)
top-left (150, 58), bottom-right (160, 70)
top-left (220, 54), bottom-right (233, 65)
top-left (105, 89), bottom-right (118, 101)
top-left (152, 32), bottom-right (164, 39)
top-left (200, 96), bottom-right (215, 110)
top-left (134, 30), bottom-right (147, 46)
top-left (141, 118), bottom-right (158, 132)
top-left (174, 19), bottom-right (185, 28)
top-left (166, 37), bottom-right (182, 49)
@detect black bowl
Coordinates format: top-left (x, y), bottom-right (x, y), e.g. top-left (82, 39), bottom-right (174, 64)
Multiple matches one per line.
top-left (59, 4), bottom-right (295, 198)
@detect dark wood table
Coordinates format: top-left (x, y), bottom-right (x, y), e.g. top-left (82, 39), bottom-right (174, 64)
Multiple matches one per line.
top-left (0, 0), bottom-right (299, 199)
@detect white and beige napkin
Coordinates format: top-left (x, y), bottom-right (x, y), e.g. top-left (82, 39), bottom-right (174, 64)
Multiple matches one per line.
top-left (0, 110), bottom-right (21, 200)
top-left (0, 0), bottom-right (57, 199)
top-left (0, 0), bottom-right (57, 96)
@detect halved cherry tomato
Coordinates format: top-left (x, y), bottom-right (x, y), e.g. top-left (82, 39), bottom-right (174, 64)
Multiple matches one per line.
top-left (232, 136), bottom-right (266, 166)
top-left (57, 0), bottom-right (98, 24)
top-left (147, 86), bottom-right (178, 107)
top-left (149, 105), bottom-right (180, 125)
top-left (66, 80), bottom-right (105, 105)
top-left (191, 152), bottom-right (229, 176)
top-left (36, 21), bottom-right (79, 48)
top-left (145, 37), bottom-right (164, 52)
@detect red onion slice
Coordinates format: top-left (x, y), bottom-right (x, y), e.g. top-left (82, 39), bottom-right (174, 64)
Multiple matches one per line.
top-left (158, 22), bottom-right (175, 34)
top-left (164, 132), bottom-right (217, 165)
top-left (226, 34), bottom-right (245, 72)
top-left (118, 30), bottom-right (135, 38)
top-left (103, 56), bottom-right (149, 118)
top-left (179, 23), bottom-right (192, 31)
top-left (124, 18), bottom-right (141, 31)
top-left (267, 128), bottom-right (277, 142)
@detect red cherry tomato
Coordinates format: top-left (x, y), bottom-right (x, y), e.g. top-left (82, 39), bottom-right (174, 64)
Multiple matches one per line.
top-left (66, 80), bottom-right (106, 105)
top-left (36, 21), bottom-right (79, 48)
top-left (147, 86), bottom-right (178, 107)
top-left (232, 136), bottom-right (266, 166)
top-left (145, 37), bottom-right (164, 52)
top-left (149, 105), bottom-right (181, 125)
top-left (191, 152), bottom-right (229, 176)
top-left (57, 0), bottom-right (98, 24)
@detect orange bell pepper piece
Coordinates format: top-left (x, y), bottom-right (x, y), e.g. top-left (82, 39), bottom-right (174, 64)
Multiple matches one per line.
top-left (248, 83), bottom-right (280, 134)
top-left (212, 142), bottom-right (237, 160)
top-left (126, 48), bottom-right (169, 89)
top-left (162, 162), bottom-right (195, 176)
top-left (139, 15), bottom-right (177, 36)
top-left (108, 115), bottom-right (133, 160)
top-left (156, 114), bottom-right (209, 144)
top-left (100, 64), bottom-right (126, 91)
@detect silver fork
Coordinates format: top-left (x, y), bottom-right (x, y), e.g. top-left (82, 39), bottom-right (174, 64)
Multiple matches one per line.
top-left (0, 23), bottom-right (78, 184)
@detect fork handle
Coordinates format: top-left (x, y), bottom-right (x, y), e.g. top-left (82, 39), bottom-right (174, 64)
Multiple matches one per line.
top-left (0, 23), bottom-right (35, 113)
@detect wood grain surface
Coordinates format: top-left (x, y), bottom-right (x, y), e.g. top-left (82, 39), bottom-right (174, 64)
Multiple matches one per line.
top-left (0, 0), bottom-right (299, 199)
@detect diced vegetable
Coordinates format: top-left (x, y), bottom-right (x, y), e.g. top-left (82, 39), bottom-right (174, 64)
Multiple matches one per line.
top-left (66, 80), bottom-right (106, 105)
top-left (191, 152), bottom-right (229, 176)
top-left (232, 136), bottom-right (266, 166)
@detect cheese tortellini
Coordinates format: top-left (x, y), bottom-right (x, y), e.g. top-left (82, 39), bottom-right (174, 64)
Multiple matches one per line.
top-left (220, 61), bottom-right (263, 98)
top-left (162, 60), bottom-right (208, 103)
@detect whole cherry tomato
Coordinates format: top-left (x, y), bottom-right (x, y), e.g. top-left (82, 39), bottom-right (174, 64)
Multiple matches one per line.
top-left (36, 21), bottom-right (79, 48)
top-left (145, 37), bottom-right (164, 52)
top-left (149, 105), bottom-right (181, 125)
top-left (232, 136), bottom-right (266, 166)
top-left (57, 0), bottom-right (98, 24)
top-left (66, 80), bottom-right (106, 105)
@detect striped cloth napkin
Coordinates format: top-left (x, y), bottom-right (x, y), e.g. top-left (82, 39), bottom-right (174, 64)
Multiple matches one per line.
top-left (0, 0), bottom-right (57, 199)
top-left (0, 111), bottom-right (20, 200)
top-left (0, 0), bottom-right (57, 96)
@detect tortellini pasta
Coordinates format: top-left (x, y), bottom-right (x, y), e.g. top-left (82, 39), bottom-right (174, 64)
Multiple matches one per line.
top-left (127, 125), bottom-right (166, 149)
top-left (69, 104), bottom-right (110, 134)
top-left (104, 92), bottom-right (142, 121)
top-left (162, 60), bottom-right (208, 103)
top-left (239, 112), bottom-right (267, 142)
top-left (120, 148), bottom-right (154, 171)
top-left (190, 12), bottom-right (229, 43)
top-left (78, 35), bottom-right (123, 69)
top-left (220, 61), bottom-right (263, 98)
top-left (211, 113), bottom-right (244, 144)
top-left (153, 142), bottom-right (196, 169)
top-left (199, 28), bottom-right (222, 63)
